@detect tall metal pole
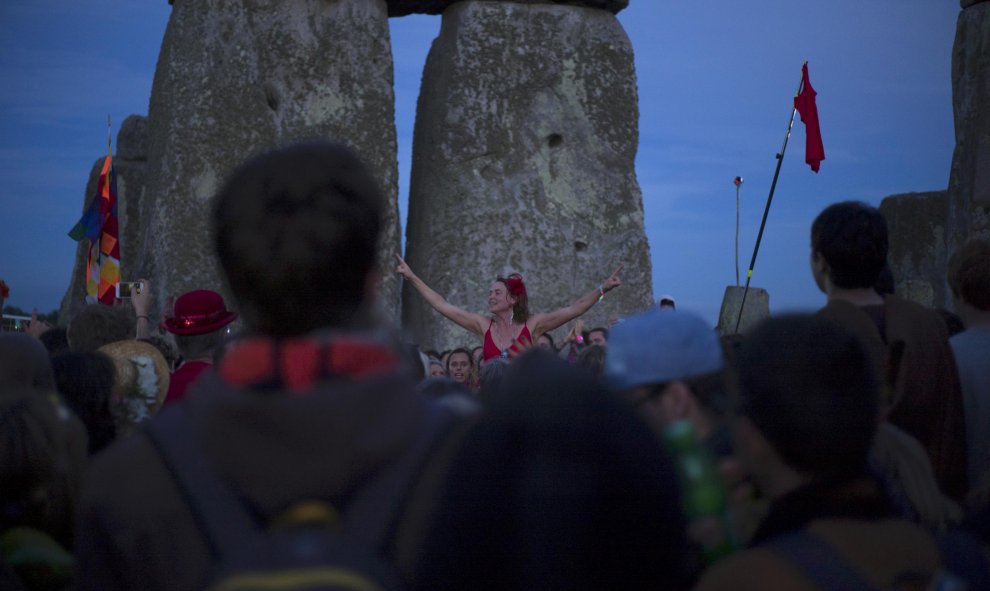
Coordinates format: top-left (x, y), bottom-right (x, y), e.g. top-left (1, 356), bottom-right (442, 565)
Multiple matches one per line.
top-left (733, 69), bottom-right (806, 334)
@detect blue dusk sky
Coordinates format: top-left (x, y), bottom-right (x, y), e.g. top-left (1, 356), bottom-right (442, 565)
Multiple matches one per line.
top-left (0, 1), bottom-right (960, 327)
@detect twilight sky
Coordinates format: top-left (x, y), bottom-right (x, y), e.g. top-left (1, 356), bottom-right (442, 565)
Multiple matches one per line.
top-left (0, 1), bottom-right (960, 327)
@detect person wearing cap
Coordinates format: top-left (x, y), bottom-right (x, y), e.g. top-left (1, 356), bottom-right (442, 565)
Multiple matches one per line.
top-left (658, 294), bottom-right (676, 310)
top-left (160, 289), bottom-right (237, 405)
top-left (604, 308), bottom-right (729, 457)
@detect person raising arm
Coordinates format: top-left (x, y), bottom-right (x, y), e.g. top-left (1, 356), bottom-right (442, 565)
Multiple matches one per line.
top-left (396, 254), bottom-right (622, 362)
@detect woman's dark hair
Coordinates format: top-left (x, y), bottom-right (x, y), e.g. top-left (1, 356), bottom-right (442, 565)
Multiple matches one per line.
top-left (736, 315), bottom-right (878, 478)
top-left (39, 327), bottom-right (70, 357)
top-left (811, 201), bottom-right (888, 289)
top-left (0, 386), bottom-right (80, 548)
top-left (495, 273), bottom-right (529, 322)
top-left (67, 304), bottom-right (134, 352)
top-left (576, 344), bottom-right (606, 381)
top-left (416, 349), bottom-right (687, 589)
top-left (212, 141), bottom-right (383, 336)
top-left (51, 352), bottom-right (117, 454)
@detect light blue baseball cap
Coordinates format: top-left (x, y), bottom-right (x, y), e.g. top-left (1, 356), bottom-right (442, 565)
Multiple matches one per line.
top-left (604, 308), bottom-right (724, 391)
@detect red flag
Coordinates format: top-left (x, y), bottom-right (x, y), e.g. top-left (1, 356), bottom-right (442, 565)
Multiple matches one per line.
top-left (794, 63), bottom-right (825, 173)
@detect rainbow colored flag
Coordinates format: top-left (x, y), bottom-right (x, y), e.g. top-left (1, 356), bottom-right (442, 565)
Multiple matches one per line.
top-left (68, 151), bottom-right (119, 304)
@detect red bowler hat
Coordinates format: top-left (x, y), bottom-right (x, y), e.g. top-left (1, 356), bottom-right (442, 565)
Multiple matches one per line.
top-left (161, 290), bottom-right (237, 336)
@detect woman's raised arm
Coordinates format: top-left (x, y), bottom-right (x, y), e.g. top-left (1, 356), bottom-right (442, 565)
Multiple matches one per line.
top-left (395, 254), bottom-right (488, 337)
top-left (530, 264), bottom-right (623, 337)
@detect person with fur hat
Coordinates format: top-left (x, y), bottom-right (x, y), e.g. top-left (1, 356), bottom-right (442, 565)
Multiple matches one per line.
top-left (160, 288), bottom-right (237, 404)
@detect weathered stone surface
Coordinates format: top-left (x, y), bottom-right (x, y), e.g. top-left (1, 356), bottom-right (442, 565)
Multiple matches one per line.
top-left (403, 1), bottom-right (652, 350)
top-left (139, 0), bottom-right (401, 323)
top-left (947, 2), bottom-right (990, 261)
top-left (59, 118), bottom-right (150, 326)
top-left (386, 0), bottom-right (629, 17)
top-left (116, 114), bottom-right (148, 162)
top-left (879, 192), bottom-right (949, 310)
top-left (716, 285), bottom-right (769, 336)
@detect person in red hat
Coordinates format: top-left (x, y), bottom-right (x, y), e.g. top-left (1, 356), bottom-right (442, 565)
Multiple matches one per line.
top-left (160, 289), bottom-right (236, 404)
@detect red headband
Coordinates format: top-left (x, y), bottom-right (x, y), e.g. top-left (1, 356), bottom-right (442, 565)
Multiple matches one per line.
top-left (503, 273), bottom-right (526, 298)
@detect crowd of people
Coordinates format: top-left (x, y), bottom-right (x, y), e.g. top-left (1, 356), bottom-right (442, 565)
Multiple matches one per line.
top-left (1, 140), bottom-right (988, 590)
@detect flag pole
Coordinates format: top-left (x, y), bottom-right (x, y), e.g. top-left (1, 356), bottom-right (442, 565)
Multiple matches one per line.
top-left (733, 65), bottom-right (806, 334)
top-left (734, 177), bottom-right (743, 286)
top-left (107, 113), bottom-right (112, 158)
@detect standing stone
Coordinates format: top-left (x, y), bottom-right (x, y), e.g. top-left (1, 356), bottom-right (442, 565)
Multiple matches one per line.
top-left (403, 1), bottom-right (653, 350)
top-left (716, 285), bottom-right (769, 337)
top-left (947, 1), bottom-right (990, 262)
top-left (139, 0), bottom-right (401, 323)
top-left (59, 115), bottom-right (150, 326)
top-left (879, 192), bottom-right (949, 309)
top-left (115, 115), bottom-right (150, 288)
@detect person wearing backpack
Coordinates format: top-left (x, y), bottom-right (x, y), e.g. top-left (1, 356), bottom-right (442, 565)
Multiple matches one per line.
top-left (694, 315), bottom-right (989, 591)
top-left (74, 142), bottom-right (467, 591)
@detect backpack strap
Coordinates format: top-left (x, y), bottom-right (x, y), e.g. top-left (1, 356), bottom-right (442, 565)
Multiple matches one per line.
top-left (936, 529), bottom-right (990, 590)
top-left (143, 395), bottom-right (457, 561)
top-left (762, 530), bottom-right (880, 591)
top-left (342, 401), bottom-right (456, 552)
top-left (143, 404), bottom-right (266, 562)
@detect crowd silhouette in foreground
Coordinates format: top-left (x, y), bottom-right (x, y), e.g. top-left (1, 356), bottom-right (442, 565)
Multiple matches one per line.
top-left (1, 141), bottom-right (988, 590)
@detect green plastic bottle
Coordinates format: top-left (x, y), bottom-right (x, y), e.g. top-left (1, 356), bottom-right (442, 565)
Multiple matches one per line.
top-left (664, 420), bottom-right (735, 565)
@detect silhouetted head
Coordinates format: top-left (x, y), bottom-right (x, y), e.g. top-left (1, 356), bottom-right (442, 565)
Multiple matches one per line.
top-left (212, 141), bottom-right (383, 335)
top-left (736, 314), bottom-right (879, 479)
top-left (811, 201), bottom-right (888, 290)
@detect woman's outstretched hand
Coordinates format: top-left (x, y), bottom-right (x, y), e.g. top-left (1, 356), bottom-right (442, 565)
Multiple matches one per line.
top-left (395, 254), bottom-right (415, 280)
top-left (602, 263), bottom-right (624, 292)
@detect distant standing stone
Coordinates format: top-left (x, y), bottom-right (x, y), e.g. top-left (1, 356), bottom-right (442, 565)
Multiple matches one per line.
top-left (716, 285), bottom-right (770, 336)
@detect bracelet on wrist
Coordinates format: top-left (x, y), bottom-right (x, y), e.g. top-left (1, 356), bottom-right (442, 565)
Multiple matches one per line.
top-left (597, 284), bottom-right (605, 302)
top-left (136, 315), bottom-right (149, 320)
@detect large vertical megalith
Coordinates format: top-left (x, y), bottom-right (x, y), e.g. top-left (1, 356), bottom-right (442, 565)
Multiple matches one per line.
top-left (139, 0), bottom-right (401, 321)
top-left (403, 1), bottom-right (653, 350)
top-left (879, 192), bottom-right (949, 309)
top-left (947, 0), bottom-right (990, 257)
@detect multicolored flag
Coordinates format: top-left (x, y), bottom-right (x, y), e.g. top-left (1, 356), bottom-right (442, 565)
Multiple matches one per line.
top-left (794, 62), bottom-right (825, 173)
top-left (68, 150), bottom-right (120, 305)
